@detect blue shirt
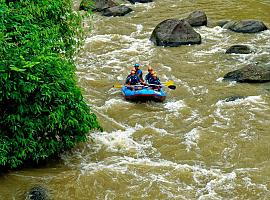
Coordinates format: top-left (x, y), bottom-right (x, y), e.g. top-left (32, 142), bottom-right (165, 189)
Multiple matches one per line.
top-left (136, 69), bottom-right (143, 80)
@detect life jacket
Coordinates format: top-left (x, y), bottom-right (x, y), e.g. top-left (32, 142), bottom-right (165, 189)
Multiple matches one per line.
top-left (126, 74), bottom-right (140, 85)
top-left (148, 77), bottom-right (161, 85)
top-left (145, 73), bottom-right (152, 83)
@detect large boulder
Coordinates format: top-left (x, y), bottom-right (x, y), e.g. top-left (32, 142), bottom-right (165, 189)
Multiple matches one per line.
top-left (80, 0), bottom-right (118, 12)
top-left (225, 45), bottom-right (253, 54)
top-left (127, 0), bottom-right (153, 3)
top-left (185, 10), bottom-right (207, 27)
top-left (223, 64), bottom-right (270, 83)
top-left (223, 20), bottom-right (268, 33)
top-left (150, 19), bottom-right (202, 47)
top-left (102, 5), bottom-right (132, 16)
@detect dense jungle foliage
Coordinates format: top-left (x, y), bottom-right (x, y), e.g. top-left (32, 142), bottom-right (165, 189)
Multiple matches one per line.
top-left (0, 0), bottom-right (100, 169)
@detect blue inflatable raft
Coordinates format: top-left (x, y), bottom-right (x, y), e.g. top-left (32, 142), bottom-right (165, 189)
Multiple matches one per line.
top-left (121, 85), bottom-right (166, 102)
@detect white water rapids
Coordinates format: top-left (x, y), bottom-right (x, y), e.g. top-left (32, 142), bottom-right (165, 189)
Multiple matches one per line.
top-left (1, 1), bottom-right (270, 199)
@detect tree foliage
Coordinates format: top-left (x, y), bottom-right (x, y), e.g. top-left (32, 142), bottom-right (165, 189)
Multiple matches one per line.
top-left (0, 0), bottom-right (101, 168)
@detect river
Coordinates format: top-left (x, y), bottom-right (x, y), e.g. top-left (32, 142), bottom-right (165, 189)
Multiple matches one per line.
top-left (1, 0), bottom-right (270, 199)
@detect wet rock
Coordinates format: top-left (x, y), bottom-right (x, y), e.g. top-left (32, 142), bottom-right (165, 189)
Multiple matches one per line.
top-left (26, 186), bottom-right (49, 200)
top-left (223, 64), bottom-right (270, 83)
top-left (102, 5), bottom-right (132, 16)
top-left (185, 10), bottom-right (207, 27)
top-left (150, 19), bottom-right (201, 47)
top-left (127, 0), bottom-right (153, 3)
top-left (216, 20), bottom-right (231, 27)
top-left (224, 96), bottom-right (245, 102)
top-left (80, 0), bottom-right (119, 12)
top-left (223, 20), bottom-right (268, 33)
top-left (226, 45), bottom-right (253, 54)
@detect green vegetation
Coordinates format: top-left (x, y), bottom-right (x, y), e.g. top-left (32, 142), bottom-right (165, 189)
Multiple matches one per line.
top-left (0, 0), bottom-right (101, 169)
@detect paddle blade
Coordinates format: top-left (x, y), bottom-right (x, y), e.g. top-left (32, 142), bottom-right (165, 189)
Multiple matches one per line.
top-left (113, 84), bottom-right (122, 88)
top-left (168, 85), bottom-right (176, 90)
top-left (164, 80), bottom-right (174, 86)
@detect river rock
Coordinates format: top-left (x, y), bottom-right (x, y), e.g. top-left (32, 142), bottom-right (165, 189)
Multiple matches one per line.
top-left (80, 0), bottom-right (118, 11)
top-left (216, 20), bottom-right (231, 27)
top-left (223, 64), bottom-right (270, 83)
top-left (150, 19), bottom-right (201, 47)
top-left (102, 5), bottom-right (132, 16)
top-left (185, 10), bottom-right (207, 27)
top-left (224, 96), bottom-right (245, 102)
top-left (226, 45), bottom-right (252, 54)
top-left (26, 186), bottom-right (49, 200)
top-left (127, 0), bottom-right (153, 3)
top-left (223, 20), bottom-right (268, 33)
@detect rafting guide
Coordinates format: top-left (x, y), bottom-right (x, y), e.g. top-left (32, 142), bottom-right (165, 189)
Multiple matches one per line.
top-left (133, 63), bottom-right (144, 81)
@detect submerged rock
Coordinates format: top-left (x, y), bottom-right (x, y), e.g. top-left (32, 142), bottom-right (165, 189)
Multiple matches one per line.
top-left (223, 64), bottom-right (270, 83)
top-left (226, 45), bottom-right (253, 54)
top-left (185, 10), bottom-right (207, 27)
top-left (127, 0), bottom-right (153, 3)
top-left (223, 20), bottom-right (268, 33)
top-left (224, 96), bottom-right (245, 102)
top-left (26, 186), bottom-right (49, 200)
top-left (102, 5), bottom-right (132, 16)
top-left (150, 19), bottom-right (201, 47)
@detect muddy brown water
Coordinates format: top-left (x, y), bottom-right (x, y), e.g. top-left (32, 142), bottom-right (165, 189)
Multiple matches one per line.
top-left (1, 0), bottom-right (270, 199)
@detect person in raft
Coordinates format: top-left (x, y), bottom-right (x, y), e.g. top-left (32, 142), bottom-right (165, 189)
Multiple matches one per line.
top-left (148, 72), bottom-right (161, 90)
top-left (145, 66), bottom-right (154, 83)
top-left (125, 69), bottom-right (141, 86)
top-left (134, 63), bottom-right (144, 82)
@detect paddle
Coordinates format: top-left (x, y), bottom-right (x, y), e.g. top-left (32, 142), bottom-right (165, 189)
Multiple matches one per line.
top-left (113, 81), bottom-right (176, 90)
top-left (162, 81), bottom-right (176, 90)
top-left (167, 84), bottom-right (176, 90)
top-left (113, 84), bottom-right (144, 89)
top-left (113, 84), bottom-right (125, 88)
top-left (148, 83), bottom-right (176, 90)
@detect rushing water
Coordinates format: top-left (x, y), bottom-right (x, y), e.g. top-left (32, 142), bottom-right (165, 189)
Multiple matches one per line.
top-left (1, 0), bottom-right (270, 199)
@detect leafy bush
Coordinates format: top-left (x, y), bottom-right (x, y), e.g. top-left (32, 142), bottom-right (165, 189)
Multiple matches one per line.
top-left (0, 0), bottom-right (101, 168)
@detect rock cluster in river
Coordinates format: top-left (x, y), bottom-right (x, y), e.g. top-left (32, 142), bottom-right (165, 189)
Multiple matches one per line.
top-left (81, 0), bottom-right (270, 84)
top-left (150, 8), bottom-right (269, 83)
top-left (219, 20), bottom-right (269, 83)
top-left (79, 0), bottom-right (153, 17)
